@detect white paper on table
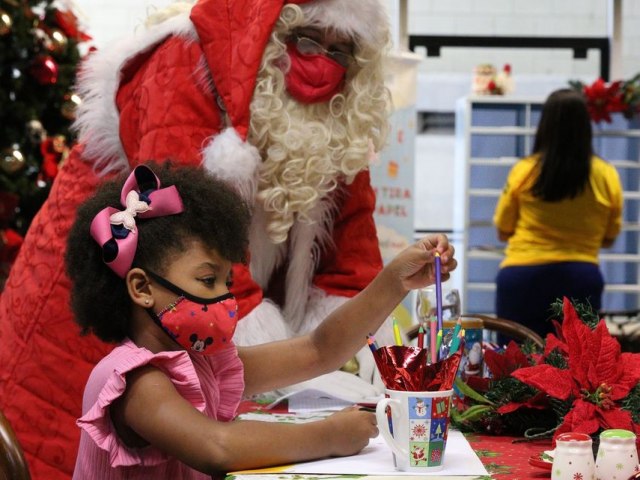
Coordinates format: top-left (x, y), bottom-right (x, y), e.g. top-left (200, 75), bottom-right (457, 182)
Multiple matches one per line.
top-left (231, 430), bottom-right (488, 476)
top-left (265, 388), bottom-right (382, 413)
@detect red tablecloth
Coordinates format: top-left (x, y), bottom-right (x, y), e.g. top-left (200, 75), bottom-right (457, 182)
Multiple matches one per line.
top-left (465, 432), bottom-right (552, 479)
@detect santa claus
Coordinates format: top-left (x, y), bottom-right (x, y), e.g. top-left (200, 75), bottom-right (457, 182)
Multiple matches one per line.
top-left (0, 0), bottom-right (394, 478)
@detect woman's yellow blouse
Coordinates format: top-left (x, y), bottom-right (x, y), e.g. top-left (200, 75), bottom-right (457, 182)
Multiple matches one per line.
top-left (493, 155), bottom-right (623, 267)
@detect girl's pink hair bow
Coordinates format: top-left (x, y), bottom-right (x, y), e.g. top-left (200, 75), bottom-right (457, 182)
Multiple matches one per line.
top-left (90, 165), bottom-right (184, 278)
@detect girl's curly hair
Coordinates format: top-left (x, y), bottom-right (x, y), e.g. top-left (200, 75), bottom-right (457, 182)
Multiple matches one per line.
top-left (65, 161), bottom-right (251, 343)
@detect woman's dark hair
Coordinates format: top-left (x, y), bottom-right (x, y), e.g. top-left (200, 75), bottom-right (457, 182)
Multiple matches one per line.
top-left (65, 161), bottom-right (251, 343)
top-left (531, 88), bottom-right (593, 201)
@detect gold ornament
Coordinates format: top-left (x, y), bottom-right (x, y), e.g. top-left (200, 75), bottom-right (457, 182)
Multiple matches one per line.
top-left (0, 9), bottom-right (12, 36)
top-left (1, 145), bottom-right (25, 174)
top-left (60, 93), bottom-right (81, 120)
top-left (48, 29), bottom-right (68, 53)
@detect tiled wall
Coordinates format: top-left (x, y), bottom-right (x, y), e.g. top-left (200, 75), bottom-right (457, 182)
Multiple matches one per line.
top-left (408, 0), bottom-right (640, 78)
top-left (78, 0), bottom-right (640, 78)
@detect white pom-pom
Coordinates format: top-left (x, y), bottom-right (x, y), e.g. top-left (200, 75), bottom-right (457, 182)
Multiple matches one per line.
top-left (201, 128), bottom-right (261, 203)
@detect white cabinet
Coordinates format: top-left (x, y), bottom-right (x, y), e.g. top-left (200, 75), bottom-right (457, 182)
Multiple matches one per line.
top-left (454, 96), bottom-right (640, 314)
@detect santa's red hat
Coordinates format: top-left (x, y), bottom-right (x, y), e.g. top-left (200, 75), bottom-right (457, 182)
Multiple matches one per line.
top-left (190, 0), bottom-right (389, 200)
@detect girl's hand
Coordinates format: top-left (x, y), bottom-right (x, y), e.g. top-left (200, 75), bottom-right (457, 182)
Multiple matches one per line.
top-left (390, 233), bottom-right (457, 291)
top-left (323, 406), bottom-right (379, 457)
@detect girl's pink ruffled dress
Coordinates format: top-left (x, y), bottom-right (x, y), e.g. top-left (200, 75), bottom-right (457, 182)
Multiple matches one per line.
top-left (73, 339), bottom-right (244, 479)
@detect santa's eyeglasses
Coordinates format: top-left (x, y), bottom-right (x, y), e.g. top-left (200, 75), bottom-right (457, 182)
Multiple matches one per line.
top-left (290, 35), bottom-right (354, 68)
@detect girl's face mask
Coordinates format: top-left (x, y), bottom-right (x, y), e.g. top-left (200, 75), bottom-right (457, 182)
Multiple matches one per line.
top-left (284, 43), bottom-right (347, 104)
top-left (146, 271), bottom-right (238, 355)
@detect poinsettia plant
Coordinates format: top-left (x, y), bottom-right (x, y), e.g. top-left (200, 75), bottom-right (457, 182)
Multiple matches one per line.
top-left (452, 298), bottom-right (640, 446)
top-left (570, 75), bottom-right (640, 123)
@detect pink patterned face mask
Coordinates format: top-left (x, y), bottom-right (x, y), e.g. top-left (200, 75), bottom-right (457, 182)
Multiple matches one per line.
top-left (147, 271), bottom-right (238, 355)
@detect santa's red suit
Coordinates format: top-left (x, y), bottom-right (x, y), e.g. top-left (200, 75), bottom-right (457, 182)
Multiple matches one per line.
top-left (0, 0), bottom-right (391, 478)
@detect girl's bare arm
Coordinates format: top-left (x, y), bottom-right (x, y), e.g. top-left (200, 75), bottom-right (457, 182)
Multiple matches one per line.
top-left (239, 234), bottom-right (456, 395)
top-left (118, 365), bottom-right (378, 473)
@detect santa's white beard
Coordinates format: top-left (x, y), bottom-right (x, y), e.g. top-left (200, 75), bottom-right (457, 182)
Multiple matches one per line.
top-left (249, 72), bottom-right (370, 244)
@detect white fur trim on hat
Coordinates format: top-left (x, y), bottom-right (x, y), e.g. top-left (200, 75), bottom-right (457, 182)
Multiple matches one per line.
top-left (201, 128), bottom-right (261, 203)
top-left (74, 13), bottom-right (197, 173)
top-left (299, 0), bottom-right (389, 51)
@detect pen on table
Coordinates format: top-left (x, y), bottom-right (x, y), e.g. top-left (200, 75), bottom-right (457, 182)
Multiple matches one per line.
top-left (434, 252), bottom-right (443, 334)
top-left (393, 317), bottom-right (403, 346)
top-left (430, 316), bottom-right (437, 364)
top-left (358, 405), bottom-right (376, 413)
top-left (357, 403), bottom-right (377, 412)
top-left (417, 325), bottom-right (425, 349)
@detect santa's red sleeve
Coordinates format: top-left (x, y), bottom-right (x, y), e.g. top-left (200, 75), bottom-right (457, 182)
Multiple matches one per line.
top-left (313, 169), bottom-right (383, 296)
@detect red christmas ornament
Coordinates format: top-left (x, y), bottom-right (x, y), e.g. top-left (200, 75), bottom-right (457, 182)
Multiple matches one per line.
top-left (30, 55), bottom-right (58, 85)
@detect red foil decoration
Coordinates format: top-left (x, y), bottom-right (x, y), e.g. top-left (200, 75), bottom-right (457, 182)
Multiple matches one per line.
top-left (373, 345), bottom-right (462, 392)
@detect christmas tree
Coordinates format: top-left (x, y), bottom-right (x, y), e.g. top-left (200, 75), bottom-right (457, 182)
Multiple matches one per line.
top-left (0, 0), bottom-right (90, 281)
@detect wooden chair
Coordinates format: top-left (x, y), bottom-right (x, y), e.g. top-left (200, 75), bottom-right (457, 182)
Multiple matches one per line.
top-left (470, 314), bottom-right (544, 349)
top-left (0, 409), bottom-right (31, 480)
top-left (406, 314), bottom-right (544, 349)
top-left (600, 309), bottom-right (640, 353)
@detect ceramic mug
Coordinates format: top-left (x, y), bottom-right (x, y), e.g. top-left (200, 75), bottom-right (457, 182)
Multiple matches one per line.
top-left (552, 432), bottom-right (595, 480)
top-left (375, 388), bottom-right (453, 472)
top-left (595, 429), bottom-right (639, 480)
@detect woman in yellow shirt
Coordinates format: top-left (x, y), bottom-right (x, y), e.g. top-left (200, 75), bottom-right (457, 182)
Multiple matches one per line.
top-left (493, 88), bottom-right (623, 337)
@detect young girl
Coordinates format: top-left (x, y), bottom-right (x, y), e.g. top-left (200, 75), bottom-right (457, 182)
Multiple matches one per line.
top-left (66, 163), bottom-right (456, 478)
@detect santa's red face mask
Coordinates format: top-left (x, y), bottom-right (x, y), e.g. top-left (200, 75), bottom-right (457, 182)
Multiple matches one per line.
top-left (285, 43), bottom-right (347, 104)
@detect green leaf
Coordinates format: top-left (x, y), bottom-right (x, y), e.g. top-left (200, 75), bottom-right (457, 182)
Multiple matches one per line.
top-left (456, 404), bottom-right (494, 422)
top-left (455, 378), bottom-right (496, 405)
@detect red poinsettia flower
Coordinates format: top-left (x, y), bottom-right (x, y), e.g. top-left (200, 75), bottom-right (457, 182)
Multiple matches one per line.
top-left (461, 342), bottom-right (530, 395)
top-left (583, 78), bottom-right (626, 123)
top-left (485, 341), bottom-right (529, 379)
top-left (512, 298), bottom-right (640, 444)
top-left (480, 341), bottom-right (549, 414)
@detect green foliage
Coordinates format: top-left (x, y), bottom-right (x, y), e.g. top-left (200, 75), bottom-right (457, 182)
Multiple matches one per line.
top-left (622, 384), bottom-right (640, 423)
top-left (485, 377), bottom-right (536, 405)
top-left (549, 297), bottom-right (600, 329)
top-left (545, 348), bottom-right (568, 370)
